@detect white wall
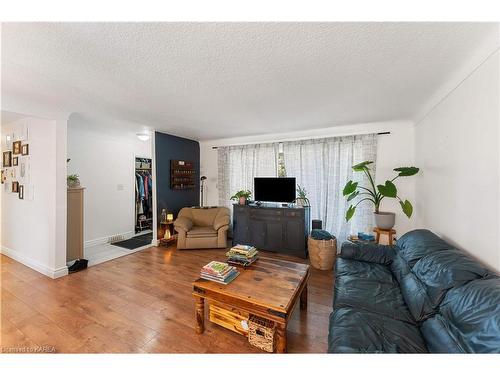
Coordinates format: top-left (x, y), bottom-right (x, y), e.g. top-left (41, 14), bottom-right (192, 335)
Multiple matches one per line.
top-left (67, 114), bottom-right (152, 246)
top-left (200, 120), bottom-right (417, 236)
top-left (1, 91), bottom-right (69, 278)
top-left (415, 48), bottom-right (500, 272)
top-left (1, 116), bottom-right (68, 278)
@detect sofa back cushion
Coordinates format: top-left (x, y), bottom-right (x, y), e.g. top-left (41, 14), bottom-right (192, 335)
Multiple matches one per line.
top-left (391, 229), bottom-right (494, 322)
top-left (396, 229), bottom-right (455, 267)
top-left (179, 207), bottom-right (229, 227)
top-left (421, 277), bottom-right (500, 353)
top-left (412, 249), bottom-right (492, 308)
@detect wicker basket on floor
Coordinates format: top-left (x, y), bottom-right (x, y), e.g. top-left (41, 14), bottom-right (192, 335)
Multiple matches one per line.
top-left (308, 236), bottom-right (337, 271)
top-left (248, 315), bottom-right (275, 352)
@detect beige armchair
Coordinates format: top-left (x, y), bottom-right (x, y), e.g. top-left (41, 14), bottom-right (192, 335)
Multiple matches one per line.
top-left (174, 207), bottom-right (230, 249)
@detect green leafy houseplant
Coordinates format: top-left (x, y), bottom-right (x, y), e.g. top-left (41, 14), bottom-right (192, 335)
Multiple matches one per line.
top-left (342, 161), bottom-right (419, 222)
top-left (295, 185), bottom-right (310, 207)
top-left (66, 158), bottom-right (81, 188)
top-left (230, 190), bottom-right (252, 204)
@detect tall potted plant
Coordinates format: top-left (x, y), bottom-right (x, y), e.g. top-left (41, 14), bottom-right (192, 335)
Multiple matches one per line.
top-left (342, 161), bottom-right (419, 229)
top-left (230, 190), bottom-right (252, 205)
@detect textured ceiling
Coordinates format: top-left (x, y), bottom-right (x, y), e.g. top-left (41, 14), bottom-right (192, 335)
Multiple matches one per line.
top-left (1, 22), bottom-right (497, 140)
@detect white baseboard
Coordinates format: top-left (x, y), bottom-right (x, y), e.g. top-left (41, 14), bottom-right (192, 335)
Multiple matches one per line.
top-left (0, 246), bottom-right (68, 279)
top-left (84, 230), bottom-right (135, 248)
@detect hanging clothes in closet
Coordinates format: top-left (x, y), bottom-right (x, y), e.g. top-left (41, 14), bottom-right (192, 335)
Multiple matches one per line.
top-left (135, 157), bottom-right (153, 233)
top-left (136, 171), bottom-right (152, 216)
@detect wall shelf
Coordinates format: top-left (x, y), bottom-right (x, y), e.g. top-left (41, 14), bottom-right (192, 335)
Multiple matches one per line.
top-left (170, 159), bottom-right (196, 190)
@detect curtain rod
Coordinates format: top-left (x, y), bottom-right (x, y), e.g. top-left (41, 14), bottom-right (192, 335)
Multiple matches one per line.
top-left (211, 131), bottom-right (390, 149)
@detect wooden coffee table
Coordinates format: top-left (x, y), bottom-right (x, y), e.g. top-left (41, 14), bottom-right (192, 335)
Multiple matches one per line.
top-left (192, 257), bottom-right (310, 353)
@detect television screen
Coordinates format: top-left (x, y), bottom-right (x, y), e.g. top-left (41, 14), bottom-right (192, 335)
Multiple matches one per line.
top-left (254, 177), bottom-right (296, 203)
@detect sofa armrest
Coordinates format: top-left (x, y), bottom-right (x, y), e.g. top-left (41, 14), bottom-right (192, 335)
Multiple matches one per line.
top-left (174, 216), bottom-right (193, 232)
top-left (213, 215), bottom-right (230, 231)
top-left (340, 241), bottom-right (395, 265)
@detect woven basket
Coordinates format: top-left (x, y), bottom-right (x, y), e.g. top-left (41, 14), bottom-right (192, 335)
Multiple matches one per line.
top-left (248, 315), bottom-right (275, 352)
top-left (308, 236), bottom-right (337, 270)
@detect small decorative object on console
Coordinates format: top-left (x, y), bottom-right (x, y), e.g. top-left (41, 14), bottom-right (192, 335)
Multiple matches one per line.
top-left (295, 185), bottom-right (310, 207)
top-left (230, 189), bottom-right (252, 205)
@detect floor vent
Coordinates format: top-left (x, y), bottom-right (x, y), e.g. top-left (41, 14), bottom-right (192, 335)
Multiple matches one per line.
top-left (109, 235), bottom-right (126, 244)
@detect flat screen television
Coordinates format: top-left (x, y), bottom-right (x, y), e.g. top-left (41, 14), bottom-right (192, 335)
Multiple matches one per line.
top-left (254, 177), bottom-right (296, 203)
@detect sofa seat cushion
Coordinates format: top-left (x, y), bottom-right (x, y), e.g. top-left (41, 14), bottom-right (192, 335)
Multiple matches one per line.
top-left (336, 258), bottom-right (395, 285)
top-left (422, 277), bottom-right (500, 353)
top-left (328, 307), bottom-right (428, 353)
top-left (186, 226), bottom-right (218, 238)
top-left (334, 273), bottom-right (415, 324)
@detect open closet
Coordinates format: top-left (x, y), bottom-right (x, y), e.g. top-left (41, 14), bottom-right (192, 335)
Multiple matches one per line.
top-left (135, 157), bottom-right (153, 234)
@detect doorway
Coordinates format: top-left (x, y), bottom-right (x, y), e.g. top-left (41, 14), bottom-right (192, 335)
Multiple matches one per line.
top-left (112, 156), bottom-right (153, 250)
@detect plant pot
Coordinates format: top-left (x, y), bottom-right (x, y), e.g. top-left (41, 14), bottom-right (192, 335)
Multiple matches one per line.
top-left (296, 198), bottom-right (309, 207)
top-left (238, 197), bottom-right (247, 205)
top-left (374, 211), bottom-right (395, 230)
top-left (67, 179), bottom-right (81, 189)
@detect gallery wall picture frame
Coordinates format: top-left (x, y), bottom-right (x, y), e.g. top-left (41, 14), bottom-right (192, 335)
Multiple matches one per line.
top-left (3, 151), bottom-right (12, 167)
top-left (1, 170), bottom-right (5, 184)
top-left (12, 181), bottom-right (19, 193)
top-left (21, 144), bottom-right (29, 156)
top-left (19, 158), bottom-right (30, 184)
top-left (13, 157), bottom-right (18, 166)
top-left (13, 141), bottom-right (22, 155)
top-left (18, 185), bottom-right (24, 200)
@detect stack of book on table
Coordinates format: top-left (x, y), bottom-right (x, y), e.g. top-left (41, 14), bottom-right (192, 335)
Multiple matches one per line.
top-left (226, 244), bottom-right (259, 267)
top-left (200, 261), bottom-right (239, 284)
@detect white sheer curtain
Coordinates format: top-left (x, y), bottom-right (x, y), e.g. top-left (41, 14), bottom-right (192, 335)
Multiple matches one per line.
top-left (282, 134), bottom-right (377, 241)
top-left (218, 143), bottom-right (279, 208)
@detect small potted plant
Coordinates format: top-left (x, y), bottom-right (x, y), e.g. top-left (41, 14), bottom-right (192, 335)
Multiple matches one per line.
top-left (67, 174), bottom-right (81, 188)
top-left (230, 190), bottom-right (252, 205)
top-left (342, 161), bottom-right (419, 229)
top-left (295, 185), bottom-right (310, 207)
top-left (66, 158), bottom-right (81, 188)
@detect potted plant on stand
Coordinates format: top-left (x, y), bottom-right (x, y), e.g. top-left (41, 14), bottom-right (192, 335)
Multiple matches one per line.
top-left (342, 161), bottom-right (419, 229)
top-left (230, 190), bottom-right (252, 205)
top-left (66, 158), bottom-right (81, 188)
top-left (295, 185), bottom-right (310, 207)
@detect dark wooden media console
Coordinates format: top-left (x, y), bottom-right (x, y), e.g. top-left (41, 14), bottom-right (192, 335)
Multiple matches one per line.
top-left (232, 204), bottom-right (310, 258)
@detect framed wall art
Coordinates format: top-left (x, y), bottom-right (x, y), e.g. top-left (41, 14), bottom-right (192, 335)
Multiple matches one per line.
top-left (18, 185), bottom-right (24, 200)
top-left (12, 181), bottom-right (19, 193)
top-left (13, 157), bottom-right (18, 166)
top-left (19, 157), bottom-right (30, 184)
top-left (13, 141), bottom-right (22, 155)
top-left (21, 144), bottom-right (29, 156)
top-left (3, 151), bottom-right (12, 167)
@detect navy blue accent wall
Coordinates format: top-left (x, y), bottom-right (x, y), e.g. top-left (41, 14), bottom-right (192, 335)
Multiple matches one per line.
top-left (155, 131), bottom-right (200, 219)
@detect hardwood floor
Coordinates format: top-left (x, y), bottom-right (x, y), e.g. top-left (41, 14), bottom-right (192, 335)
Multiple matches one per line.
top-left (1, 245), bottom-right (334, 353)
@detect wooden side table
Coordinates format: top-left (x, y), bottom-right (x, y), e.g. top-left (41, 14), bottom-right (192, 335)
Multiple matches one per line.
top-left (373, 227), bottom-right (396, 245)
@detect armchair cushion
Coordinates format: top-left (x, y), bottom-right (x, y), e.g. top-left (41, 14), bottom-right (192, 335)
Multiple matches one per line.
top-left (187, 226), bottom-right (217, 238)
top-left (174, 216), bottom-right (193, 232)
top-left (213, 215), bottom-right (230, 231)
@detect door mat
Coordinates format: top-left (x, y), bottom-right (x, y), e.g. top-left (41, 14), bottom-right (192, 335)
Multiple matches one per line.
top-left (112, 233), bottom-right (153, 250)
